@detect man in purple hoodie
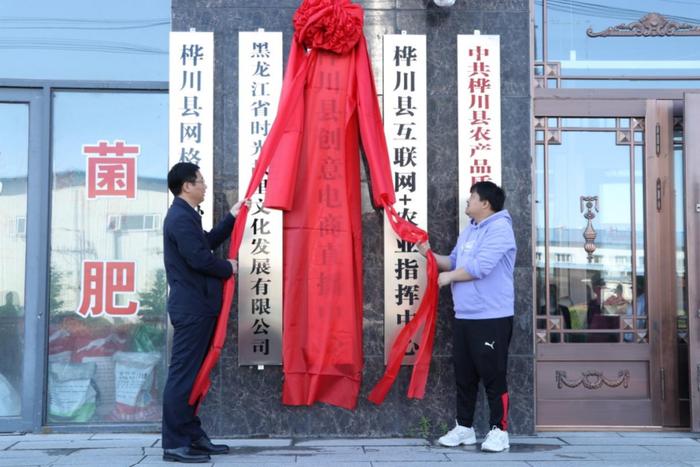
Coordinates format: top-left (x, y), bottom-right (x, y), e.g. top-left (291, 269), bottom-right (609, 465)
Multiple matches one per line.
top-left (418, 181), bottom-right (516, 452)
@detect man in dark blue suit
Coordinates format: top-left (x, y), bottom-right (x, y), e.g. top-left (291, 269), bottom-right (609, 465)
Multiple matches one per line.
top-left (161, 162), bottom-right (247, 463)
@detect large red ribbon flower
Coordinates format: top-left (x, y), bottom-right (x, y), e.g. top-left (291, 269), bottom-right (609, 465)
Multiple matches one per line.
top-left (293, 0), bottom-right (363, 54)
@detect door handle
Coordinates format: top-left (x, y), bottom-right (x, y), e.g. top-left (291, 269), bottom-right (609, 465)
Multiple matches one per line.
top-left (661, 367), bottom-right (666, 400)
top-left (656, 178), bottom-right (662, 212)
top-left (655, 123), bottom-right (661, 156)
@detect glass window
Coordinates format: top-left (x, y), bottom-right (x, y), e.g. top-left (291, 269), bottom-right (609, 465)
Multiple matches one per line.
top-left (535, 144), bottom-right (547, 340)
top-left (674, 120), bottom-right (690, 419)
top-left (535, 0), bottom-right (544, 62)
top-left (537, 0), bottom-right (700, 86)
top-left (0, 0), bottom-right (169, 81)
top-left (47, 91), bottom-right (168, 423)
top-left (536, 125), bottom-right (646, 343)
top-left (0, 103), bottom-right (29, 417)
top-left (560, 79), bottom-right (700, 89)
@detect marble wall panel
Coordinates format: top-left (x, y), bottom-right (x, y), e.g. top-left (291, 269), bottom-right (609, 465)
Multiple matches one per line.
top-left (173, 0), bottom-right (534, 436)
top-left (397, 0), bottom-right (528, 11)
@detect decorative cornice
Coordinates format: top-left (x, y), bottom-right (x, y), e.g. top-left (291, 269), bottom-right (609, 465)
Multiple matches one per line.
top-left (556, 369), bottom-right (630, 390)
top-left (587, 12), bottom-right (700, 37)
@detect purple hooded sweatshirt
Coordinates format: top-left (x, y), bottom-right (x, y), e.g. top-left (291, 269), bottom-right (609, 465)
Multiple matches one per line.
top-left (449, 209), bottom-right (516, 320)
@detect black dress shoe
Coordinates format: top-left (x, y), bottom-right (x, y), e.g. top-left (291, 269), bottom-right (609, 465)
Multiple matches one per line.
top-left (191, 435), bottom-right (230, 455)
top-left (163, 446), bottom-right (210, 463)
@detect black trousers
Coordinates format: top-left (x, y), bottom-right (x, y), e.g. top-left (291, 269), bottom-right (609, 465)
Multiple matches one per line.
top-left (453, 316), bottom-right (513, 431)
top-left (162, 313), bottom-right (216, 449)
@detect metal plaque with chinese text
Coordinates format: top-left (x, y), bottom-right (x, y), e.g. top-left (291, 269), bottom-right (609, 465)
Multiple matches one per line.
top-left (457, 33), bottom-right (502, 232)
top-left (382, 34), bottom-right (428, 365)
top-left (169, 31), bottom-right (214, 229)
top-left (237, 31), bottom-right (284, 365)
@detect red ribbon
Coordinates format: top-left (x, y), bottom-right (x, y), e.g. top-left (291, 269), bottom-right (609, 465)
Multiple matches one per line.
top-left (188, 40), bottom-right (312, 410)
top-left (367, 201), bottom-right (439, 404)
top-left (189, 10), bottom-right (439, 410)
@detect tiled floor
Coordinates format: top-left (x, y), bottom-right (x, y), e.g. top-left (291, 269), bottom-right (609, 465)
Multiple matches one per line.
top-left (1, 431), bottom-right (699, 466)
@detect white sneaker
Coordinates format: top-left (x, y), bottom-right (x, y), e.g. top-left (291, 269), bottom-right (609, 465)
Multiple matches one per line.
top-left (437, 422), bottom-right (477, 447)
top-left (481, 426), bottom-right (509, 452)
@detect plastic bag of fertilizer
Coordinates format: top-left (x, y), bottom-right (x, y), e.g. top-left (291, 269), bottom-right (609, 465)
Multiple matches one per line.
top-left (110, 351), bottom-right (161, 421)
top-left (0, 372), bottom-right (20, 417)
top-left (48, 361), bottom-right (96, 422)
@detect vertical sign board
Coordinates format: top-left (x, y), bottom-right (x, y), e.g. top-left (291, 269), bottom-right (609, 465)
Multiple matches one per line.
top-left (169, 31), bottom-right (215, 230)
top-left (457, 33), bottom-right (501, 232)
top-left (382, 34), bottom-right (428, 365)
top-left (237, 31), bottom-right (284, 365)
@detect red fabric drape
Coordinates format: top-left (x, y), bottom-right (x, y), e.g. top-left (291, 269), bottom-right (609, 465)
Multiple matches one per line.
top-left (189, 0), bottom-right (439, 411)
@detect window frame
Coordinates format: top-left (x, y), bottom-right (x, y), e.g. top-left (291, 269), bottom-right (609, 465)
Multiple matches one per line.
top-left (0, 79), bottom-right (167, 433)
top-left (534, 0), bottom-right (700, 90)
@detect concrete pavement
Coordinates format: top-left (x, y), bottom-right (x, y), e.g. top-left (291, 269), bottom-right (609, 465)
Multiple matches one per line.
top-left (1, 431), bottom-right (700, 466)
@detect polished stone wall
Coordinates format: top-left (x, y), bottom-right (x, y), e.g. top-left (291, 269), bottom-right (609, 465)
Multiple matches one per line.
top-left (172, 0), bottom-right (533, 437)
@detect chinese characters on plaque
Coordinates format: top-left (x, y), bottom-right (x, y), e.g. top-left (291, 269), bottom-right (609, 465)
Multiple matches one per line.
top-left (169, 31), bottom-right (214, 229)
top-left (382, 34), bottom-right (428, 365)
top-left (163, 31), bottom-right (502, 365)
top-left (457, 33), bottom-right (501, 232)
top-left (77, 140), bottom-right (141, 318)
top-left (237, 31), bottom-right (284, 365)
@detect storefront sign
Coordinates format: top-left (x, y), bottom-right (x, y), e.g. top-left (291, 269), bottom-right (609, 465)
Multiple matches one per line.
top-left (84, 140), bottom-right (140, 199)
top-left (457, 32), bottom-right (501, 231)
top-left (382, 33), bottom-right (428, 365)
top-left (78, 139), bottom-right (142, 318)
top-left (169, 31), bottom-right (214, 229)
top-left (237, 30), bottom-right (283, 365)
top-left (76, 260), bottom-right (139, 317)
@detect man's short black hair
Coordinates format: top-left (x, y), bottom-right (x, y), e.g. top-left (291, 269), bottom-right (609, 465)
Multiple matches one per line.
top-left (168, 162), bottom-right (200, 196)
top-left (470, 181), bottom-right (506, 212)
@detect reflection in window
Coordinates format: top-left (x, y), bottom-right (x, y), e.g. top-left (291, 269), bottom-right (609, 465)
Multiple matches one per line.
top-left (674, 121), bottom-right (690, 418)
top-left (553, 253), bottom-right (572, 263)
top-left (14, 216), bottom-right (27, 237)
top-left (535, 126), bottom-right (646, 344)
top-left (48, 91), bottom-right (168, 424)
top-left (535, 0), bottom-right (700, 87)
top-left (0, 103), bottom-right (29, 417)
top-left (107, 214), bottom-right (161, 232)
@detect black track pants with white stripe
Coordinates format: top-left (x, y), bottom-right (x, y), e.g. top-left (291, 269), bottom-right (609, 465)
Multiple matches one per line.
top-left (453, 316), bottom-right (513, 431)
